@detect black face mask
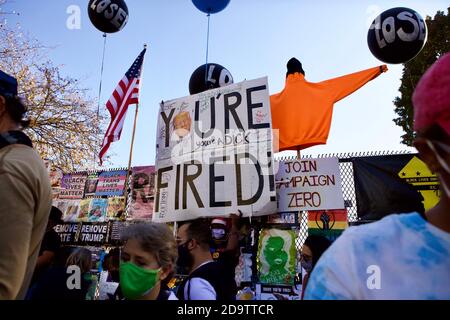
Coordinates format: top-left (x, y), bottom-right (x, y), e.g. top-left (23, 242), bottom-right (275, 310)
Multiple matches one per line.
top-left (177, 241), bottom-right (193, 272)
top-left (110, 270), bottom-right (120, 282)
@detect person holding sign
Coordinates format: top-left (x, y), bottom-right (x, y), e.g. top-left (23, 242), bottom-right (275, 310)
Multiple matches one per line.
top-left (176, 219), bottom-right (236, 300)
top-left (305, 53), bottom-right (450, 300)
top-left (209, 213), bottom-right (242, 295)
top-left (119, 223), bottom-right (178, 300)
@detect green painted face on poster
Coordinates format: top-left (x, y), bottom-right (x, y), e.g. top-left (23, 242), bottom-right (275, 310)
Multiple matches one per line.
top-left (258, 228), bottom-right (296, 285)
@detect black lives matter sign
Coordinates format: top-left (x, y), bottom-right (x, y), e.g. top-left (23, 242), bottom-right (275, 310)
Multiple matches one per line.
top-left (59, 173), bottom-right (87, 199)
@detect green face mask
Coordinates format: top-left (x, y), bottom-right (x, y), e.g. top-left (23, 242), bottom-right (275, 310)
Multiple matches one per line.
top-left (119, 261), bottom-right (161, 300)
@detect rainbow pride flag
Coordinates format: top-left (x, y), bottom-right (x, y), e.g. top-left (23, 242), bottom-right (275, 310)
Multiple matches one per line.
top-left (307, 209), bottom-right (348, 241)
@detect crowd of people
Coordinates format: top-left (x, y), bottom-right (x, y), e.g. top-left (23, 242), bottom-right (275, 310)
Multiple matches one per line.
top-left (0, 52), bottom-right (449, 300)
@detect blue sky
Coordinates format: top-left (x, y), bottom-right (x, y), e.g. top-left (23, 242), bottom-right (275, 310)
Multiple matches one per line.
top-left (3, 0), bottom-right (449, 168)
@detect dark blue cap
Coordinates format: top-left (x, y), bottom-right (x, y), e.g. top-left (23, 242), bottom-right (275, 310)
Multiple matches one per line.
top-left (0, 70), bottom-right (18, 98)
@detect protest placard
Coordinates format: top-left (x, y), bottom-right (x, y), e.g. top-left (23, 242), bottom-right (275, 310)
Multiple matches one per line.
top-left (59, 173), bottom-right (87, 199)
top-left (128, 166), bottom-right (155, 220)
top-left (154, 77), bottom-right (276, 222)
top-left (276, 158), bottom-right (345, 211)
top-left (95, 170), bottom-right (127, 197)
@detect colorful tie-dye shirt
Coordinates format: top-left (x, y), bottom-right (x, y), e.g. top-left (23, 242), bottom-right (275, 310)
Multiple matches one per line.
top-left (305, 212), bottom-right (450, 300)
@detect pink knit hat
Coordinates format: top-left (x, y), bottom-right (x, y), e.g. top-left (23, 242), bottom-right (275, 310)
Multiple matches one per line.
top-left (413, 52), bottom-right (450, 136)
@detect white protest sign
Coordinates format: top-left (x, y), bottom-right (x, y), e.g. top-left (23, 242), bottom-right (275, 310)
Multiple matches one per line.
top-left (153, 77), bottom-right (277, 222)
top-left (98, 271), bottom-right (119, 301)
top-left (276, 158), bottom-right (345, 211)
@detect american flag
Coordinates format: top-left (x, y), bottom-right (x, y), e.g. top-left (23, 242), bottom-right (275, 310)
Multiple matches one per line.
top-left (99, 48), bottom-right (146, 165)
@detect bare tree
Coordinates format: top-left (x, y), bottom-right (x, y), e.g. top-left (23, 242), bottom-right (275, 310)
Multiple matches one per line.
top-left (0, 0), bottom-right (19, 27)
top-left (0, 26), bottom-right (107, 171)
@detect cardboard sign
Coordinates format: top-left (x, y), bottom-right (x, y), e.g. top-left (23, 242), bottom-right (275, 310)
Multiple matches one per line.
top-left (258, 228), bottom-right (296, 285)
top-left (53, 199), bottom-right (81, 222)
top-left (95, 170), bottom-right (127, 197)
top-left (88, 198), bottom-right (108, 222)
top-left (84, 172), bottom-right (100, 197)
top-left (78, 222), bottom-right (109, 245)
top-left (276, 158), bottom-right (345, 211)
top-left (54, 222), bottom-right (119, 246)
top-left (59, 173), bottom-right (87, 199)
top-left (77, 198), bottom-right (92, 222)
top-left (128, 166), bottom-right (155, 220)
top-left (235, 251), bottom-right (253, 288)
top-left (154, 77), bottom-right (276, 222)
top-left (54, 223), bottom-right (79, 244)
top-left (256, 284), bottom-right (298, 300)
top-left (109, 221), bottom-right (126, 245)
top-left (48, 166), bottom-right (63, 199)
top-left (266, 212), bottom-right (298, 225)
top-left (52, 199), bottom-right (70, 221)
top-left (107, 197), bottom-right (126, 220)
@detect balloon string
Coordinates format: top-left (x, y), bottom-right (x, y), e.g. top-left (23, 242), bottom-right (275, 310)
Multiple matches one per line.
top-left (97, 33), bottom-right (107, 117)
top-left (204, 13), bottom-right (211, 85)
top-left (95, 33), bottom-right (107, 169)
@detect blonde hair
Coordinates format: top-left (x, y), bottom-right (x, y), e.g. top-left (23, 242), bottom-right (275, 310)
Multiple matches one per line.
top-left (172, 111), bottom-right (191, 129)
top-left (66, 247), bottom-right (93, 274)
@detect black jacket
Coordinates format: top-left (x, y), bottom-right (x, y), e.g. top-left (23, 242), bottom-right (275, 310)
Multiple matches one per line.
top-left (177, 261), bottom-right (236, 300)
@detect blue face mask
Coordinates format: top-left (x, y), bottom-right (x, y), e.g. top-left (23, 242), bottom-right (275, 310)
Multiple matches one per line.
top-left (211, 228), bottom-right (226, 240)
top-left (301, 260), bottom-right (313, 273)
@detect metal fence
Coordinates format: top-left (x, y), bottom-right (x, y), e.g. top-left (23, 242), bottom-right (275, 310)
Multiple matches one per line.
top-left (275, 150), bottom-right (412, 250)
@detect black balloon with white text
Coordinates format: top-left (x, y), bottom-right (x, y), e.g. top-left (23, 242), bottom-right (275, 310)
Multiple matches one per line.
top-left (367, 7), bottom-right (427, 64)
top-left (88, 0), bottom-right (129, 33)
top-left (189, 63), bottom-right (234, 95)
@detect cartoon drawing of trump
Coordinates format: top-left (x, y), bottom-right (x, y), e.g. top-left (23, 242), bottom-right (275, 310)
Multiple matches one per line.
top-left (172, 111), bottom-right (192, 138)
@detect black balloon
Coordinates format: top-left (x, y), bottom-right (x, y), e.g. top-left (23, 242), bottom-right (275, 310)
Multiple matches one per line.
top-left (189, 63), bottom-right (233, 95)
top-left (367, 7), bottom-right (427, 64)
top-left (88, 0), bottom-right (129, 33)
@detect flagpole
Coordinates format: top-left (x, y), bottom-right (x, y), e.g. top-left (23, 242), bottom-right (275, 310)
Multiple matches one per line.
top-left (124, 102), bottom-right (139, 203)
top-left (124, 44), bottom-right (147, 206)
